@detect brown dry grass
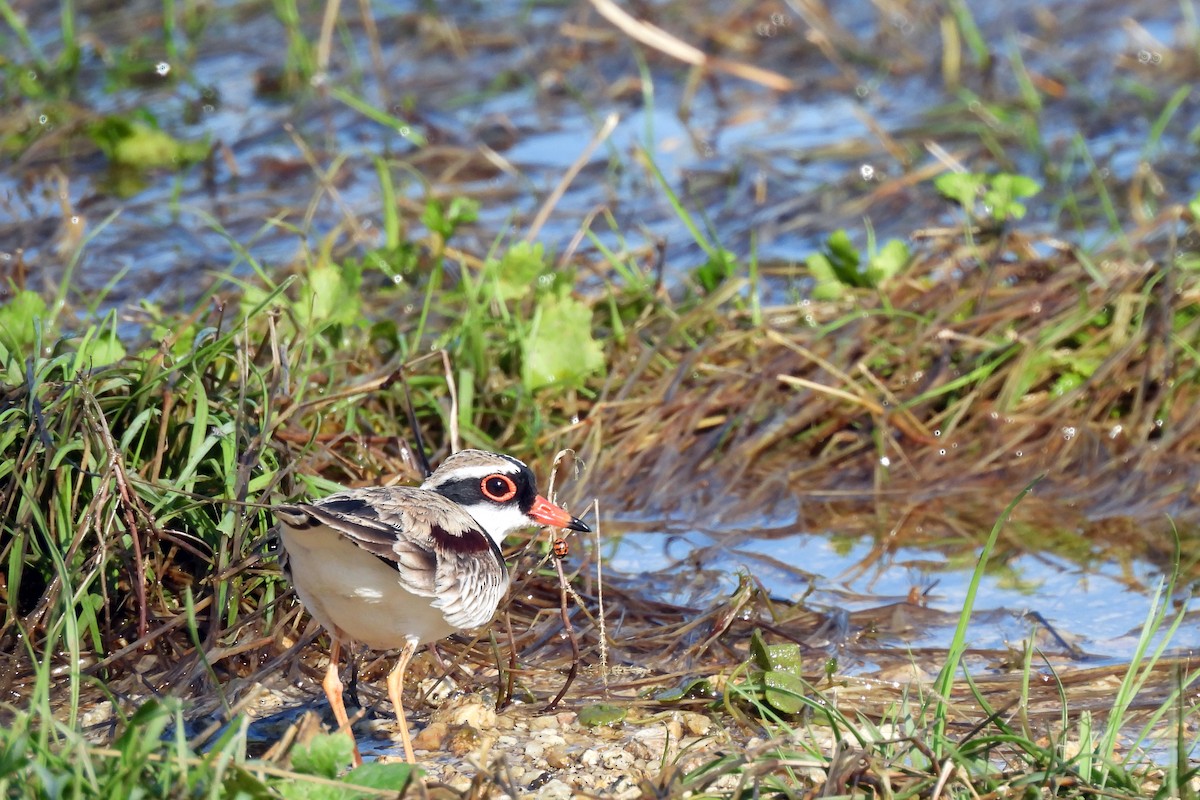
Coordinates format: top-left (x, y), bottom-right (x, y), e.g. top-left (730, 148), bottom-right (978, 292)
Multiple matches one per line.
top-left (572, 224), bottom-right (1200, 546)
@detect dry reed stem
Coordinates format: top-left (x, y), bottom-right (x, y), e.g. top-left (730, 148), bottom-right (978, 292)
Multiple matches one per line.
top-left (574, 230), bottom-right (1198, 535)
top-left (525, 114), bottom-right (619, 243)
top-left (586, 0), bottom-right (795, 91)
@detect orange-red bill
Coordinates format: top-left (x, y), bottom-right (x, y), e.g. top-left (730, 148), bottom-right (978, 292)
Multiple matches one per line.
top-left (529, 495), bottom-right (590, 532)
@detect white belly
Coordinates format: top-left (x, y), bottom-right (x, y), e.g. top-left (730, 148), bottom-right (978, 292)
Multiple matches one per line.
top-left (280, 527), bottom-right (456, 649)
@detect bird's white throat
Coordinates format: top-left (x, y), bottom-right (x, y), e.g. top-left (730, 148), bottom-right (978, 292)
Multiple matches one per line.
top-left (455, 500), bottom-right (535, 545)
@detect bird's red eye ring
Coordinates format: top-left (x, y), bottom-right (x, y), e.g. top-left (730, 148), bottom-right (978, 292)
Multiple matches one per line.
top-left (482, 474), bottom-right (518, 502)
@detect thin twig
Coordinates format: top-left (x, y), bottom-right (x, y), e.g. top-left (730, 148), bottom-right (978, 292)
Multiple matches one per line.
top-left (544, 552), bottom-right (580, 711)
top-left (500, 609), bottom-right (518, 710)
top-left (440, 349), bottom-right (460, 454)
top-left (82, 392), bottom-right (149, 640)
top-left (400, 366), bottom-right (433, 478)
top-left (591, 499), bottom-right (608, 697)
top-left (315, 0), bottom-right (342, 80)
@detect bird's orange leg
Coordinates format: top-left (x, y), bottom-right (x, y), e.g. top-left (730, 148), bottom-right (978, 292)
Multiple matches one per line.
top-left (385, 637), bottom-right (420, 763)
top-left (322, 635), bottom-right (363, 767)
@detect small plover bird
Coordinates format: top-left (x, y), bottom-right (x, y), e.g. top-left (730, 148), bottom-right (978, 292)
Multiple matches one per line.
top-left (274, 449), bottom-right (589, 764)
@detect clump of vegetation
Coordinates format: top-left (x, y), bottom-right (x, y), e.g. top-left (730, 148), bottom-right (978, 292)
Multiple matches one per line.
top-left (0, 696), bottom-right (415, 798)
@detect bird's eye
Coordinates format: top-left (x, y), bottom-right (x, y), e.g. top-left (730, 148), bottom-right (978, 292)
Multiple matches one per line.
top-left (481, 474), bottom-right (518, 502)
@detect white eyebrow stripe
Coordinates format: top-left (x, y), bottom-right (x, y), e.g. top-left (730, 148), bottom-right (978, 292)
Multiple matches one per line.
top-left (423, 462), bottom-right (524, 487)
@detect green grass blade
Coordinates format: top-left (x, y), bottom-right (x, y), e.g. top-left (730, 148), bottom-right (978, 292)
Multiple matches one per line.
top-left (330, 86), bottom-right (426, 147)
top-left (932, 476), bottom-right (1041, 756)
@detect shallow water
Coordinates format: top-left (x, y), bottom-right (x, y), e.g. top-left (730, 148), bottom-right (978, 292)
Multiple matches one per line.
top-left (605, 514), bottom-right (1200, 672)
top-left (5, 0), bottom-right (1199, 310)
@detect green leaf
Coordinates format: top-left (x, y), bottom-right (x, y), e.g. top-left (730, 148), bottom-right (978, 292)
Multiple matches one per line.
top-left (745, 628), bottom-right (808, 715)
top-left (654, 676), bottom-right (718, 703)
top-left (0, 732), bottom-right (28, 779)
top-left (221, 767), bottom-right (277, 800)
top-left (808, 229), bottom-right (870, 298)
top-left (274, 780), bottom-right (343, 800)
top-left (0, 290), bottom-right (48, 355)
top-left (866, 239), bottom-right (910, 286)
top-left (84, 335), bottom-right (126, 366)
top-left (749, 629), bottom-right (803, 675)
top-left (749, 628), bottom-right (772, 671)
top-left (762, 669), bottom-right (807, 714)
top-left (289, 733), bottom-right (355, 779)
top-left (300, 263), bottom-right (363, 329)
top-left (77, 593), bottom-right (105, 653)
top-left (73, 320), bottom-right (127, 369)
top-left (983, 173), bottom-right (1041, 221)
top-left (485, 241), bottom-right (547, 302)
top-left (695, 248), bottom-right (736, 292)
top-left (115, 700), bottom-right (172, 761)
top-left (934, 172), bottom-right (985, 211)
top-left (521, 294), bottom-right (604, 391)
top-left (1051, 371), bottom-right (1085, 397)
top-left (578, 703), bottom-right (627, 727)
top-left (806, 253), bottom-right (845, 300)
top-left (343, 762), bottom-right (418, 791)
top-left (824, 229), bottom-right (861, 284)
top-left (935, 171), bottom-right (1040, 223)
top-left (765, 644), bottom-right (803, 675)
top-left (422, 196), bottom-right (479, 239)
top-left (89, 116), bottom-right (209, 168)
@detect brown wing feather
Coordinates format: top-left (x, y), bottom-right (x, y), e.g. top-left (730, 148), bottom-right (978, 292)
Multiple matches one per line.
top-left (275, 486), bottom-right (508, 630)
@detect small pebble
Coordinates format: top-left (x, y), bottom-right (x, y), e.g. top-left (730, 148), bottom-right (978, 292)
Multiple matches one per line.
top-left (435, 695), bottom-right (496, 729)
top-left (624, 738), bottom-right (653, 761)
top-left (545, 745), bottom-right (572, 769)
top-left (536, 779), bottom-right (573, 800)
top-left (529, 715), bottom-right (560, 731)
top-left (601, 749), bottom-right (634, 770)
top-left (411, 721), bottom-right (448, 751)
top-left (80, 701), bottom-right (114, 728)
top-left (534, 731), bottom-right (566, 748)
top-left (610, 775), bottom-right (641, 800)
top-left (444, 770), bottom-right (472, 792)
top-left (445, 724), bottom-right (482, 756)
top-left (682, 712), bottom-right (712, 736)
